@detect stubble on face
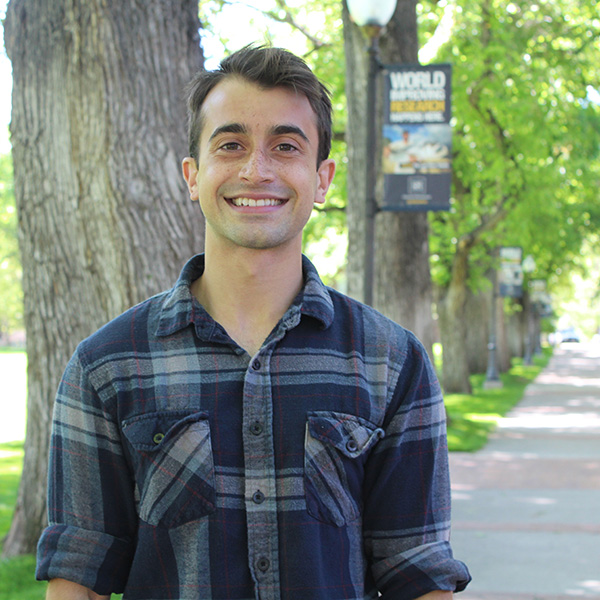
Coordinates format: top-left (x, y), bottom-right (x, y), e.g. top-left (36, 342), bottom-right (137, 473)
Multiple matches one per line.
top-left (187, 77), bottom-right (335, 255)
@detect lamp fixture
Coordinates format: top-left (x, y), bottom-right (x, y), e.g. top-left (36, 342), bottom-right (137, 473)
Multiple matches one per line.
top-left (346, 0), bottom-right (397, 29)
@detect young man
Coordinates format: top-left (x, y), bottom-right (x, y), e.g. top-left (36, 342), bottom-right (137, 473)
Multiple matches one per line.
top-left (37, 46), bottom-right (470, 599)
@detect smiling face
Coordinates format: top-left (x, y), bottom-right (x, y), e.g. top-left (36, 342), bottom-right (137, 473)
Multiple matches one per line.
top-left (182, 77), bottom-right (335, 255)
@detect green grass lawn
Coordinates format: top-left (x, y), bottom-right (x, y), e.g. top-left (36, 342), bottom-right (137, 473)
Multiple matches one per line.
top-left (0, 439), bottom-right (47, 599)
top-left (0, 346), bottom-right (47, 599)
top-left (445, 348), bottom-right (553, 452)
top-left (0, 439), bottom-right (123, 599)
top-left (0, 346), bottom-right (551, 598)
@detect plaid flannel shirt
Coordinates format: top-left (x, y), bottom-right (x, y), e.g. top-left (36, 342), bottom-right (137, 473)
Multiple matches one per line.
top-left (36, 254), bottom-right (470, 599)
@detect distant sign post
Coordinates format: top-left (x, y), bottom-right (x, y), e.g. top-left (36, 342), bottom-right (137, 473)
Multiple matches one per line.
top-left (382, 64), bottom-right (452, 211)
top-left (499, 247), bottom-right (524, 298)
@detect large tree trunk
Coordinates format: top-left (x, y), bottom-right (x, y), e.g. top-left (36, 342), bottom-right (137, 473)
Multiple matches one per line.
top-left (438, 245), bottom-right (472, 394)
top-left (506, 303), bottom-right (526, 359)
top-left (464, 278), bottom-right (511, 375)
top-left (495, 295), bottom-right (511, 373)
top-left (465, 286), bottom-right (490, 375)
top-left (3, 0), bottom-right (204, 556)
top-left (342, 0), bottom-right (434, 358)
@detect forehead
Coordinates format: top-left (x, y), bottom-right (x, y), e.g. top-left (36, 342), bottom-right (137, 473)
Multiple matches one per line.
top-left (199, 77), bottom-right (319, 142)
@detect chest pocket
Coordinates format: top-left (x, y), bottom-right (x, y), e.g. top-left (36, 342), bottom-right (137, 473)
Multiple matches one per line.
top-left (304, 411), bottom-right (384, 527)
top-left (122, 410), bottom-right (216, 527)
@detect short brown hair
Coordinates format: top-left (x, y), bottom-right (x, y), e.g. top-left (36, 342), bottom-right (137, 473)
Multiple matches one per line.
top-left (185, 45), bottom-right (332, 167)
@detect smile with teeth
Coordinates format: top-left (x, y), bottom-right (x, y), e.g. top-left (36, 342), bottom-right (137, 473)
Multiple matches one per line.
top-left (229, 197), bottom-right (285, 207)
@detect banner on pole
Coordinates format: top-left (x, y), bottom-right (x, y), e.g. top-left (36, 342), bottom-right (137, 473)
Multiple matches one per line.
top-left (382, 64), bottom-right (452, 211)
top-left (529, 279), bottom-right (553, 317)
top-left (499, 247), bottom-right (524, 298)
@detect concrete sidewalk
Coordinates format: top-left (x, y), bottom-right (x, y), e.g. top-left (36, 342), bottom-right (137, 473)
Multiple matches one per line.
top-left (450, 342), bottom-right (600, 599)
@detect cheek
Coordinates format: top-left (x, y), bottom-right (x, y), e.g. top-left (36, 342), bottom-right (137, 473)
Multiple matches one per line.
top-left (196, 163), bottom-right (230, 195)
top-left (290, 165), bottom-right (319, 192)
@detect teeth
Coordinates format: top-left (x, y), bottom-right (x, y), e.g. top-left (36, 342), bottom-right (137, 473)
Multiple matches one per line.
top-left (231, 197), bottom-right (284, 207)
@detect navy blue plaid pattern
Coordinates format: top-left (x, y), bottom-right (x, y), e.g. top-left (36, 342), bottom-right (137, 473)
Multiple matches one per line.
top-left (36, 255), bottom-right (470, 599)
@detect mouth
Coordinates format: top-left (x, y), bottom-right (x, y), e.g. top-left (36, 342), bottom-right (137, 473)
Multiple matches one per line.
top-left (227, 197), bottom-right (287, 208)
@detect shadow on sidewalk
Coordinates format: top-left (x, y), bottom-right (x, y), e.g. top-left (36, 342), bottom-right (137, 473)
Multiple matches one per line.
top-left (450, 343), bottom-right (600, 599)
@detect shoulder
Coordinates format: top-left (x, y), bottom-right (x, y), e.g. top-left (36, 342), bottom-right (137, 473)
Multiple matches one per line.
top-left (326, 287), bottom-right (421, 354)
top-left (323, 289), bottom-right (439, 422)
top-left (323, 288), bottom-right (435, 388)
top-left (75, 290), bottom-right (169, 367)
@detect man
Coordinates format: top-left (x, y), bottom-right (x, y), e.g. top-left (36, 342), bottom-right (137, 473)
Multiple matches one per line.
top-left (37, 45), bottom-right (470, 599)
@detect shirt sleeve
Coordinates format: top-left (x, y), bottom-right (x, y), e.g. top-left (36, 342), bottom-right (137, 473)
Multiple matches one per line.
top-left (36, 346), bottom-right (137, 595)
top-left (363, 335), bottom-right (471, 598)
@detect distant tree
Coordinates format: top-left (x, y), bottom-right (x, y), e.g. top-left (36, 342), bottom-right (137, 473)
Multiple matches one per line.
top-left (3, 0), bottom-right (204, 556)
top-left (429, 0), bottom-right (600, 392)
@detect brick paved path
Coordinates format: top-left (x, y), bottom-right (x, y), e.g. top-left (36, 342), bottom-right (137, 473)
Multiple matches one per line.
top-left (450, 342), bottom-right (600, 599)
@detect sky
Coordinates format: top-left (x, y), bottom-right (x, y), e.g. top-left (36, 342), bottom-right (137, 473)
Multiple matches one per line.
top-left (200, 0), bottom-right (311, 67)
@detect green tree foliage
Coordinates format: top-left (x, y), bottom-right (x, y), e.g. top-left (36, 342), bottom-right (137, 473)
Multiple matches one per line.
top-left (430, 0), bottom-right (600, 291)
top-left (0, 152), bottom-right (23, 339)
top-left (422, 0), bottom-right (600, 391)
top-left (552, 237), bottom-right (600, 337)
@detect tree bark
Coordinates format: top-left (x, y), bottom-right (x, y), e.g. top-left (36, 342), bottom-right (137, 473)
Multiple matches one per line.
top-left (3, 0), bottom-right (204, 556)
top-left (438, 243), bottom-right (472, 394)
top-left (465, 287), bottom-right (490, 375)
top-left (464, 277), bottom-right (511, 375)
top-left (342, 0), bottom-right (368, 304)
top-left (508, 301), bottom-right (527, 360)
top-left (342, 0), bottom-right (434, 358)
top-left (496, 295), bottom-right (511, 373)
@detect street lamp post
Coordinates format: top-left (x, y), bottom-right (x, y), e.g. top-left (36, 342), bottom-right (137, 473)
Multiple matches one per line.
top-left (347, 0), bottom-right (398, 306)
top-left (522, 255), bottom-right (536, 366)
top-left (484, 251), bottom-right (502, 388)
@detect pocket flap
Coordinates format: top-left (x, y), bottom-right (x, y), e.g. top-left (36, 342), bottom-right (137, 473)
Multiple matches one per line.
top-left (307, 411), bottom-right (384, 458)
top-left (122, 410), bottom-right (209, 452)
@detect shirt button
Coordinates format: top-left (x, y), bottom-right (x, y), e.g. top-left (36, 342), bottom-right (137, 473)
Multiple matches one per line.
top-left (256, 557), bottom-right (270, 572)
top-left (251, 359), bottom-right (261, 371)
top-left (250, 421), bottom-right (264, 436)
top-left (346, 439), bottom-right (359, 453)
top-left (252, 490), bottom-right (265, 504)
top-left (153, 432), bottom-right (165, 445)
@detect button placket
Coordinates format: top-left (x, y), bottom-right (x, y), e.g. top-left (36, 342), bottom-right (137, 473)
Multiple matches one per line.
top-left (242, 352), bottom-right (280, 597)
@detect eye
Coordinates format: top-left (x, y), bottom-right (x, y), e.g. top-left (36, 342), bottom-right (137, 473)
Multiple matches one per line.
top-left (276, 142), bottom-right (298, 152)
top-left (219, 141), bottom-right (243, 152)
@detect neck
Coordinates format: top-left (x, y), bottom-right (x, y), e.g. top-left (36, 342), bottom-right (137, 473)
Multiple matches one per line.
top-left (192, 241), bottom-right (304, 356)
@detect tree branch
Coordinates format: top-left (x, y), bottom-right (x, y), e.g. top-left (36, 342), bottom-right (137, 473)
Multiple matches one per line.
top-left (458, 201), bottom-right (508, 252)
top-left (313, 204), bottom-right (346, 214)
top-left (269, 0), bottom-right (328, 50)
top-left (215, 0), bottom-right (329, 51)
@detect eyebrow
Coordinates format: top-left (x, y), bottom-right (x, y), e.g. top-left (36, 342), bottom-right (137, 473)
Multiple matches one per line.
top-left (208, 123), bottom-right (248, 142)
top-left (270, 124), bottom-right (310, 143)
top-left (208, 123), bottom-right (310, 144)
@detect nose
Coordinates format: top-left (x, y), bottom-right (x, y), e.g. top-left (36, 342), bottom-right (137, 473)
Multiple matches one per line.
top-left (239, 148), bottom-right (274, 183)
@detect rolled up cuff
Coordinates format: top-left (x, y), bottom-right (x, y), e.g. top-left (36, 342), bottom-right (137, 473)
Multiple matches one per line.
top-left (372, 540), bottom-right (471, 598)
top-left (36, 524), bottom-right (134, 595)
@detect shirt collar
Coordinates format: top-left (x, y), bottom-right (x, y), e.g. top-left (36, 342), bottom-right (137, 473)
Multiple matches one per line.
top-left (155, 254), bottom-right (334, 338)
top-left (299, 254), bottom-right (334, 329)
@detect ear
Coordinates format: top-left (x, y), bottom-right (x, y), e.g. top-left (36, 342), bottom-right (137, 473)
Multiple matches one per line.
top-left (182, 157), bottom-right (199, 201)
top-left (314, 159), bottom-right (336, 205)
